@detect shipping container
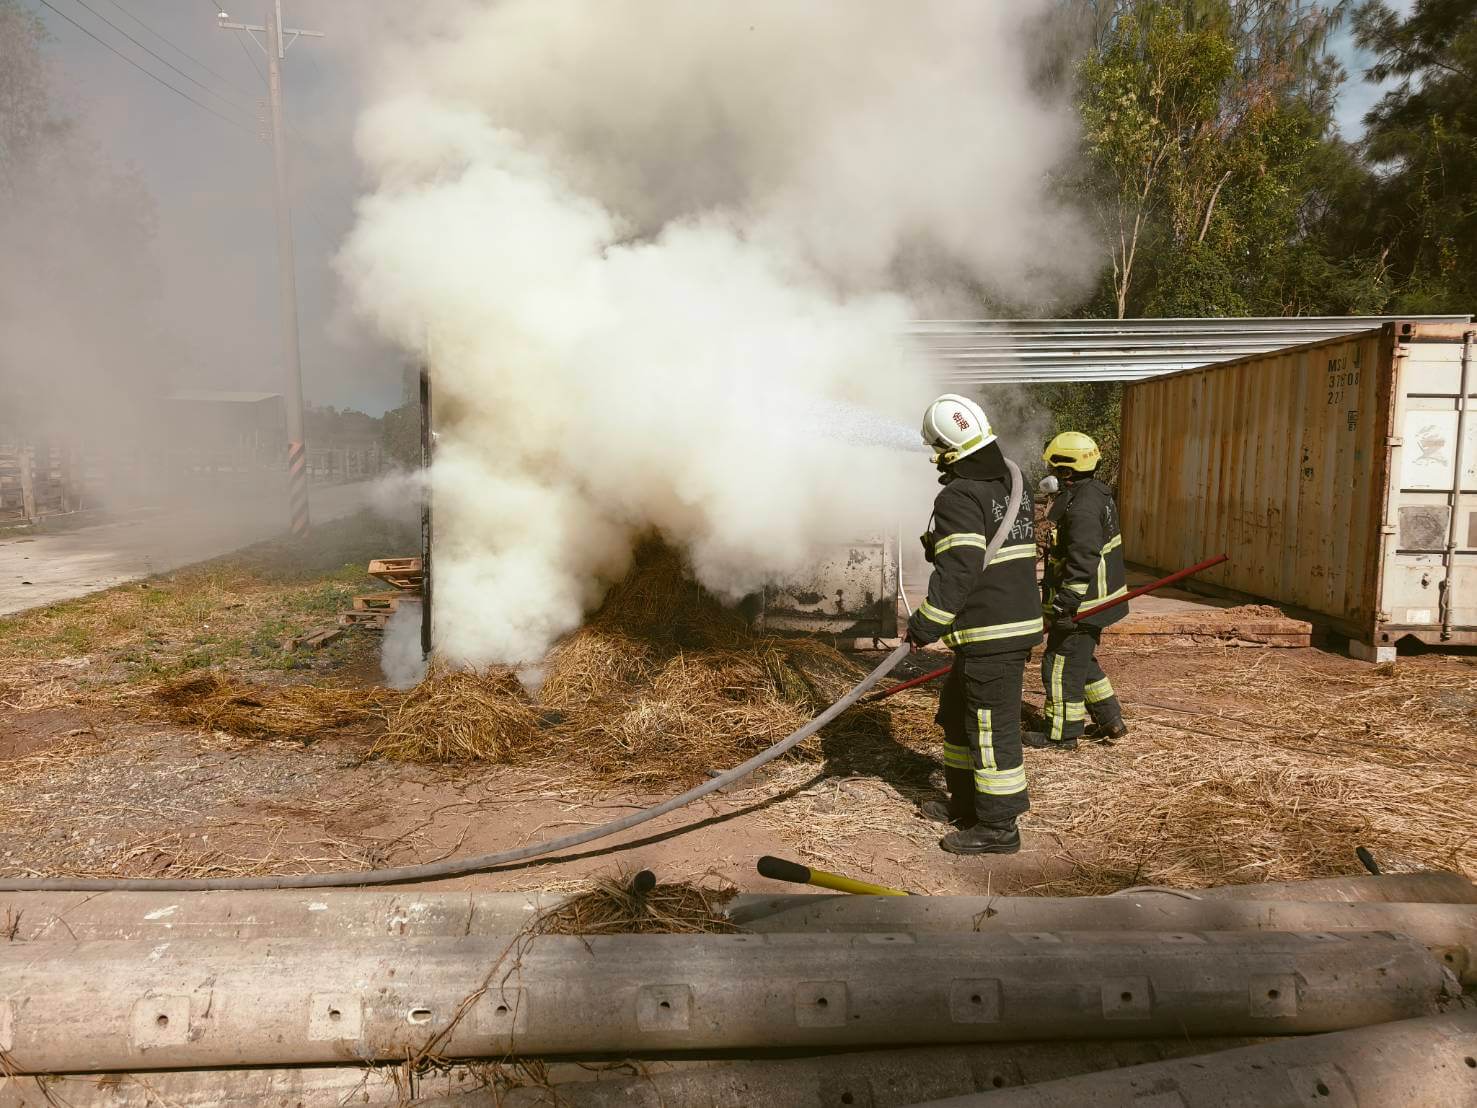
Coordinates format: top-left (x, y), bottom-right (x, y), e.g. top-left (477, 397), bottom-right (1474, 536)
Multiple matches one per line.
top-left (1119, 320), bottom-right (1477, 661)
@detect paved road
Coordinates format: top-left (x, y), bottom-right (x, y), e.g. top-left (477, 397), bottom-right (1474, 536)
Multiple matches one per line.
top-left (0, 482), bottom-right (375, 617)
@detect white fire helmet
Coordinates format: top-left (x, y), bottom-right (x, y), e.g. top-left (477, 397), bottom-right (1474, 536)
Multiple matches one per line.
top-left (920, 393), bottom-right (996, 464)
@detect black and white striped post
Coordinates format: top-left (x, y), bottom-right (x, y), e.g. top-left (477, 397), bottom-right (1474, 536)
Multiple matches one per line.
top-left (287, 439), bottom-right (309, 537)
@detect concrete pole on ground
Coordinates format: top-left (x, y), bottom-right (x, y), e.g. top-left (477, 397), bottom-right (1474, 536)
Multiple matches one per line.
top-left (904, 1012), bottom-right (1477, 1108)
top-left (0, 931), bottom-right (1450, 1072)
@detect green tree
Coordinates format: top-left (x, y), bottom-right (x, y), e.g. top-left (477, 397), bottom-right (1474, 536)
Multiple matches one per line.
top-left (1351, 0), bottom-right (1477, 311)
top-left (1072, 1), bottom-right (1388, 320)
top-left (1076, 8), bottom-right (1237, 318)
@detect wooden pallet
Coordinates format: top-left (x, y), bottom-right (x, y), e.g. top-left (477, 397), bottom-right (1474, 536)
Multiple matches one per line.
top-left (1105, 609), bottom-right (1311, 647)
top-left (279, 627), bottom-right (344, 652)
top-left (353, 591), bottom-right (406, 613)
top-left (368, 557), bottom-right (424, 592)
top-left (338, 610), bottom-right (390, 630)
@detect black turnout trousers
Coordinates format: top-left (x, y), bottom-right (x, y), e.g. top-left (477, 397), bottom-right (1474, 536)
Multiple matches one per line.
top-left (934, 648), bottom-right (1030, 824)
top-left (1040, 624), bottom-right (1124, 743)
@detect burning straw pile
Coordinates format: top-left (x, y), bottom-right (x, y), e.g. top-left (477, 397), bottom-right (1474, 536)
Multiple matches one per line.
top-left (374, 542), bottom-right (875, 787)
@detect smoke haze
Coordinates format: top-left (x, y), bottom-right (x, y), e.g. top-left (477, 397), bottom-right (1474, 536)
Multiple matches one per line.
top-left (1, 0), bottom-right (405, 525)
top-left (337, 0), bottom-right (1096, 668)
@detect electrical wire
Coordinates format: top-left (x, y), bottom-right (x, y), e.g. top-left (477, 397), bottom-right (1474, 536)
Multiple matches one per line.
top-left (101, 0), bottom-right (256, 103)
top-left (34, 0), bottom-right (254, 135)
top-left (235, 26), bottom-right (265, 83)
top-left (61, 0), bottom-right (254, 114)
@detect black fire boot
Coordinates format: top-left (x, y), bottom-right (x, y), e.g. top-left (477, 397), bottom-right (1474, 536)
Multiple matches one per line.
top-left (1022, 730), bottom-right (1078, 752)
top-left (940, 821), bottom-right (1021, 855)
top-left (920, 767), bottom-right (978, 827)
top-left (1085, 719), bottom-right (1129, 744)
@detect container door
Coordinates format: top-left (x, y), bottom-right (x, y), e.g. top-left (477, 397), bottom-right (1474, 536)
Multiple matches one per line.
top-left (1381, 329), bottom-right (1477, 645)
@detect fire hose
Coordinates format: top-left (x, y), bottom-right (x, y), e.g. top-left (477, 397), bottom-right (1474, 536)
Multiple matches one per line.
top-left (0, 464), bottom-right (1027, 893)
top-left (870, 552), bottom-right (1231, 704)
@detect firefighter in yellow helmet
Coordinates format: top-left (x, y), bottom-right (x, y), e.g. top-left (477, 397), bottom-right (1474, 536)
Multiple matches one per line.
top-left (1026, 431), bottom-right (1128, 751)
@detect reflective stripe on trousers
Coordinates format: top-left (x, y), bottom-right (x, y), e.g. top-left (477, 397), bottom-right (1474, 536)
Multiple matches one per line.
top-left (935, 651), bottom-right (1031, 822)
top-left (1040, 625), bottom-right (1121, 742)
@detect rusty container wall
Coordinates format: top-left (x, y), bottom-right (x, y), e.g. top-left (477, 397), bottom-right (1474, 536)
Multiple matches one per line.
top-left (1120, 321), bottom-right (1476, 653)
top-left (1120, 326), bottom-right (1394, 641)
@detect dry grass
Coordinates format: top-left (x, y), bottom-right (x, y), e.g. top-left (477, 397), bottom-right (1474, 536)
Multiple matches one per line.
top-left (529, 870), bottom-right (740, 935)
top-left (0, 512), bottom-right (409, 700)
top-left (151, 670), bottom-right (395, 740)
top-left (371, 542), bottom-right (877, 788)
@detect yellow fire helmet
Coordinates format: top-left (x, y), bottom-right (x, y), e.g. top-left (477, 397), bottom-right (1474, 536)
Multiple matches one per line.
top-left (1042, 431), bottom-right (1101, 472)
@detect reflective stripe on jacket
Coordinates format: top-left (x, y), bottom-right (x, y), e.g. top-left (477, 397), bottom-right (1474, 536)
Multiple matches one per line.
top-left (908, 476), bottom-right (1043, 656)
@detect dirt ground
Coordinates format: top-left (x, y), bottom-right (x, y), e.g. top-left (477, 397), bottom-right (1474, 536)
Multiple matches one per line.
top-left (2, 513), bottom-right (1474, 898)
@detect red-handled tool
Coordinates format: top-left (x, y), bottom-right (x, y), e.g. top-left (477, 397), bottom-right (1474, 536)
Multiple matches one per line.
top-left (1072, 552), bottom-right (1228, 622)
top-left (873, 553), bottom-right (1230, 703)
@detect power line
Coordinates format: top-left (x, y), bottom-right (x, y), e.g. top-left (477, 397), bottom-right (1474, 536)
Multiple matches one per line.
top-left (33, 0), bottom-right (255, 135)
top-left (101, 0), bottom-right (256, 104)
top-left (235, 26), bottom-right (265, 84)
top-left (62, 0), bottom-right (254, 114)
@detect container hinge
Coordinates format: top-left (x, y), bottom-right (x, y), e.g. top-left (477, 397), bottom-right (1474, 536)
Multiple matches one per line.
top-left (1376, 611), bottom-right (1393, 623)
top-left (1380, 524), bottom-right (1396, 535)
top-left (1386, 436), bottom-right (1403, 447)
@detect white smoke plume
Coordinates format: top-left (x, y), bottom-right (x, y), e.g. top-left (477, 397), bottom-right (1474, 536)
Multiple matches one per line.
top-left (339, 0), bottom-right (1094, 669)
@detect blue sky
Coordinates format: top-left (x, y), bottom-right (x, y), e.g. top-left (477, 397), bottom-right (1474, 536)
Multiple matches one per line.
top-left (1331, 0), bottom-right (1417, 139)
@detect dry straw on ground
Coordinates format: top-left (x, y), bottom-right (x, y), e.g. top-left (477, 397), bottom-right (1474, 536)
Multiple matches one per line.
top-left (529, 871), bottom-right (740, 935)
top-left (152, 670), bottom-right (394, 740)
top-left (116, 540), bottom-right (1477, 897)
top-left (1008, 649), bottom-right (1477, 893)
top-left (370, 542), bottom-right (878, 788)
top-left (376, 669), bottom-right (541, 763)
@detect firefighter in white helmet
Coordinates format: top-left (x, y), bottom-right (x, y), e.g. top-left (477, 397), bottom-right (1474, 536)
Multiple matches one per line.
top-left (906, 394), bottom-right (1042, 855)
top-left (1025, 431), bottom-right (1128, 751)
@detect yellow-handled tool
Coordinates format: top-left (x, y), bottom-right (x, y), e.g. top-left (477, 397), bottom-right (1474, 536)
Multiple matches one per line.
top-left (757, 855), bottom-right (910, 896)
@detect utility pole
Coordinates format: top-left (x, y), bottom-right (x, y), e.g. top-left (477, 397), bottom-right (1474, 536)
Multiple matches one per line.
top-left (218, 4), bottom-right (323, 538)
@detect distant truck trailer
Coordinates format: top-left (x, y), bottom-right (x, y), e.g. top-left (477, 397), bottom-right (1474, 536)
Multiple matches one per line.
top-left (1119, 320), bottom-right (1477, 662)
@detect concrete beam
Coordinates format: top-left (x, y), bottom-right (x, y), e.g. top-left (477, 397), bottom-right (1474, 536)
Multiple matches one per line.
top-left (903, 1011), bottom-right (1477, 1107)
top-left (0, 931), bottom-right (1449, 1073)
top-left (8, 888), bottom-right (1473, 984)
top-left (483, 1039), bottom-right (1266, 1107)
top-left (1184, 871), bottom-right (1477, 903)
top-left (730, 896), bottom-right (1477, 984)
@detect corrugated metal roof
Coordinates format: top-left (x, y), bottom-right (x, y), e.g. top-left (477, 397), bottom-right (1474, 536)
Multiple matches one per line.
top-left (915, 316), bottom-right (1474, 384)
top-left (165, 390), bottom-right (283, 404)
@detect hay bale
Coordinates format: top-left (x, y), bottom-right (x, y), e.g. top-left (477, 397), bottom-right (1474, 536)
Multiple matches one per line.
top-left (152, 671), bottom-right (388, 740)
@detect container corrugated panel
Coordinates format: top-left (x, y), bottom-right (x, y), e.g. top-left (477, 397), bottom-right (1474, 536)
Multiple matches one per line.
top-left (1120, 321), bottom-right (1477, 654)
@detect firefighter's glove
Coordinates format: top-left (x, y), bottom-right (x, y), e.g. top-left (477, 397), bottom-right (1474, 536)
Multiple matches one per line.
top-left (1050, 591), bottom-right (1082, 632)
